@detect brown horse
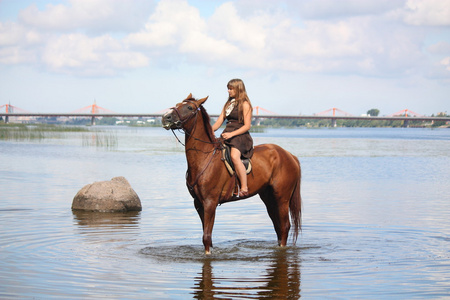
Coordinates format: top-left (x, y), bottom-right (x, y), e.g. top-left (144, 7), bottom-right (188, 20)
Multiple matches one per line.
top-left (162, 94), bottom-right (302, 254)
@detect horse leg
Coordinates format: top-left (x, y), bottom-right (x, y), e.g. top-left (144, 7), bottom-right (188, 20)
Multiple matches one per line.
top-left (259, 187), bottom-right (291, 247)
top-left (194, 198), bottom-right (204, 227)
top-left (277, 204), bottom-right (291, 247)
top-left (194, 198), bottom-right (214, 254)
top-left (201, 201), bottom-right (217, 255)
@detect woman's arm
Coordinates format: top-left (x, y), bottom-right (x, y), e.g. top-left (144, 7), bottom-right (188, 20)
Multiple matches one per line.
top-left (212, 110), bottom-right (225, 132)
top-left (221, 101), bottom-right (252, 139)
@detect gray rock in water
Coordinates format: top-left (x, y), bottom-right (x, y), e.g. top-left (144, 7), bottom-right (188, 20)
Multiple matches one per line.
top-left (72, 177), bottom-right (142, 212)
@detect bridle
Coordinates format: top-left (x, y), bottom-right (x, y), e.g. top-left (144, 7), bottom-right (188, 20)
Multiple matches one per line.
top-left (167, 99), bottom-right (200, 146)
top-left (168, 99), bottom-right (219, 147)
top-left (169, 99), bottom-right (200, 129)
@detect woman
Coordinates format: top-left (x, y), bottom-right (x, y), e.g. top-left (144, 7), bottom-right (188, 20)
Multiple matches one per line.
top-left (212, 78), bottom-right (254, 197)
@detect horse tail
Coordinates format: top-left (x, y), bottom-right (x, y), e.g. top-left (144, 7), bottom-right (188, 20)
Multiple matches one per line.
top-left (289, 156), bottom-right (302, 244)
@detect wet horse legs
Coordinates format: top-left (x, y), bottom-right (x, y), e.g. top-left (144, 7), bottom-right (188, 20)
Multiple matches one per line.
top-left (259, 188), bottom-right (291, 246)
top-left (195, 198), bottom-right (216, 254)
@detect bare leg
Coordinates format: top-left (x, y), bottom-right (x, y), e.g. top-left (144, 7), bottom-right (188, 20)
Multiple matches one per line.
top-left (230, 147), bottom-right (248, 192)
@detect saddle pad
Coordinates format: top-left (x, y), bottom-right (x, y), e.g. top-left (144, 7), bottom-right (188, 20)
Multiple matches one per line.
top-left (222, 144), bottom-right (252, 176)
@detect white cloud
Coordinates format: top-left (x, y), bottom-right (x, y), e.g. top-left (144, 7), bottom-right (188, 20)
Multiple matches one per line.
top-left (0, 45), bottom-right (36, 64)
top-left (18, 0), bottom-right (153, 33)
top-left (0, 0), bottom-right (448, 79)
top-left (41, 33), bottom-right (148, 75)
top-left (206, 5), bottom-right (425, 76)
top-left (0, 21), bottom-right (41, 64)
top-left (126, 0), bottom-right (202, 49)
top-left (291, 0), bottom-right (405, 19)
top-left (0, 21), bottom-right (42, 47)
top-left (107, 51), bottom-right (148, 69)
top-left (441, 57), bottom-right (450, 71)
top-left (209, 2), bottom-right (266, 51)
top-left (428, 41), bottom-right (450, 54)
top-left (425, 41), bottom-right (450, 79)
top-left (126, 0), bottom-right (240, 65)
top-left (206, 3), bottom-right (368, 72)
top-left (0, 0), bottom-right (153, 74)
top-left (403, 0), bottom-right (450, 26)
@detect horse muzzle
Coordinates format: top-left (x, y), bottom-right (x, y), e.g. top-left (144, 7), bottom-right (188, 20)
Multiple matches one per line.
top-left (162, 109), bottom-right (180, 130)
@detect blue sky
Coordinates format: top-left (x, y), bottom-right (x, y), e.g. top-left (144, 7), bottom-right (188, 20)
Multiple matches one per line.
top-left (0, 0), bottom-right (449, 116)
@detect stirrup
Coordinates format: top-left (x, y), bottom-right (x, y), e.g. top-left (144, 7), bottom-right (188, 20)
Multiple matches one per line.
top-left (233, 186), bottom-right (249, 198)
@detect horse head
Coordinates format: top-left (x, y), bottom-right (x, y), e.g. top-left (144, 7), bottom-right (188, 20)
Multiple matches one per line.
top-left (162, 94), bottom-right (208, 130)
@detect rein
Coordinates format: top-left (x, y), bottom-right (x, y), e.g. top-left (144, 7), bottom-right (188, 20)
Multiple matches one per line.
top-left (186, 145), bottom-right (221, 191)
top-left (171, 127), bottom-right (220, 147)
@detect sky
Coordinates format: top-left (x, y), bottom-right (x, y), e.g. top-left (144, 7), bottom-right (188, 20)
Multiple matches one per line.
top-left (0, 0), bottom-right (449, 116)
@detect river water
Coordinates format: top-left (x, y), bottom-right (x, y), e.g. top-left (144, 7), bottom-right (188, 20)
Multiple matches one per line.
top-left (0, 127), bottom-right (449, 299)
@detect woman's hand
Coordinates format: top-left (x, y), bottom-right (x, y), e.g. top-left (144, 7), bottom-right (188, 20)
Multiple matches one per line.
top-left (221, 132), bottom-right (233, 140)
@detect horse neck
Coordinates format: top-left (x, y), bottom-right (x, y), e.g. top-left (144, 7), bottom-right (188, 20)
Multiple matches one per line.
top-left (184, 113), bottom-right (217, 163)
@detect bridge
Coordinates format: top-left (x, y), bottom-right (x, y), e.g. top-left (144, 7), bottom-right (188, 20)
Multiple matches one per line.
top-left (1, 104), bottom-right (449, 127)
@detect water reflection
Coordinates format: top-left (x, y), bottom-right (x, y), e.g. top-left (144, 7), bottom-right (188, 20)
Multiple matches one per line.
top-left (72, 210), bottom-right (141, 227)
top-left (72, 211), bottom-right (141, 243)
top-left (192, 248), bottom-right (301, 299)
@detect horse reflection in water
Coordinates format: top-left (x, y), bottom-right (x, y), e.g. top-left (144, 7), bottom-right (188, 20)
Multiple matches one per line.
top-left (162, 95), bottom-right (302, 254)
top-left (192, 250), bottom-right (301, 299)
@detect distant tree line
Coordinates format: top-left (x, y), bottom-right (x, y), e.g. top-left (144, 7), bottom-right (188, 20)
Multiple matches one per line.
top-left (255, 109), bottom-right (449, 128)
top-left (255, 118), bottom-right (411, 128)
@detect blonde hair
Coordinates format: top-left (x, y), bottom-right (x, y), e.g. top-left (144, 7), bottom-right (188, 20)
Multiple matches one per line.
top-left (224, 79), bottom-right (253, 123)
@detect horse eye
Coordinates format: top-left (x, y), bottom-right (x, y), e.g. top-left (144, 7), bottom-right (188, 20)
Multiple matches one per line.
top-left (187, 105), bottom-right (193, 111)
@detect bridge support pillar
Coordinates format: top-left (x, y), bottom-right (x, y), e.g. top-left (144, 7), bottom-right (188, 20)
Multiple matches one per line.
top-left (403, 119), bottom-right (409, 128)
top-left (5, 115), bottom-right (9, 124)
top-left (331, 118), bottom-right (337, 127)
top-left (91, 116), bottom-right (96, 126)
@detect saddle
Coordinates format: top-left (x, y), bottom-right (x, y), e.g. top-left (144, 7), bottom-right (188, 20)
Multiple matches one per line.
top-left (221, 144), bottom-right (252, 176)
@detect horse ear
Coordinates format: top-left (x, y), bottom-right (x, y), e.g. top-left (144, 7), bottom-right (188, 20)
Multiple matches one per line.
top-left (186, 93), bottom-right (193, 100)
top-left (197, 96), bottom-right (209, 106)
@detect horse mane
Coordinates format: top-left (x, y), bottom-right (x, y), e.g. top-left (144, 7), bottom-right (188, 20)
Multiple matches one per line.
top-left (199, 105), bottom-right (217, 143)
